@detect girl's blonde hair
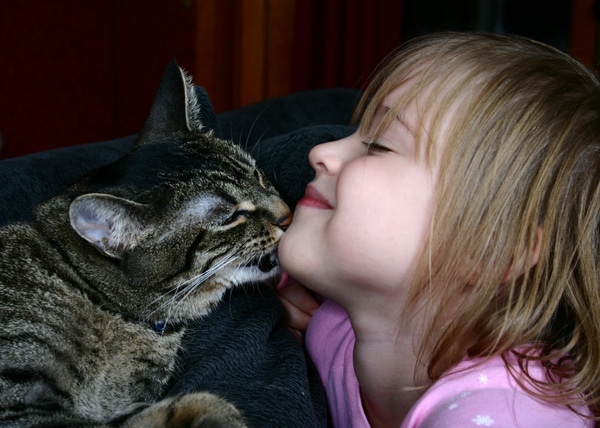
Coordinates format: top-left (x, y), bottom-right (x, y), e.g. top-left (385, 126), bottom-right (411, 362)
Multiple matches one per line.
top-left (355, 32), bottom-right (600, 418)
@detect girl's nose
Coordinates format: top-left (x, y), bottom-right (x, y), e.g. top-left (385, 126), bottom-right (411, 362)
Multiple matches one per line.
top-left (308, 137), bottom-right (350, 176)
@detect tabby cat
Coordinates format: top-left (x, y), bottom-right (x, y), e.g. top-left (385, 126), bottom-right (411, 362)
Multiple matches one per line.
top-left (0, 61), bottom-right (291, 427)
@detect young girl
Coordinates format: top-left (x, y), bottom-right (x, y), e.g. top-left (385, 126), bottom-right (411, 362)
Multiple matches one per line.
top-left (277, 32), bottom-right (600, 427)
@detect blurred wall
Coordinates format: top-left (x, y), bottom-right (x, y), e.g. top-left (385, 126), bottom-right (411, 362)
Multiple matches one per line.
top-left (0, 1), bottom-right (403, 159)
top-left (0, 0), bottom-right (594, 159)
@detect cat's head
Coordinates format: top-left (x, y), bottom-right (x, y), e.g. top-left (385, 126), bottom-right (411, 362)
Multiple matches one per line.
top-left (64, 61), bottom-right (291, 322)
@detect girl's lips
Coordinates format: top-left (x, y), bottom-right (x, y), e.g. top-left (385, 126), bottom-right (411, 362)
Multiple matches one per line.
top-left (297, 185), bottom-right (332, 209)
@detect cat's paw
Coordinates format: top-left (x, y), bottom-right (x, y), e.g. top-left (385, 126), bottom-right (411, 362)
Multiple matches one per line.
top-left (122, 392), bottom-right (246, 428)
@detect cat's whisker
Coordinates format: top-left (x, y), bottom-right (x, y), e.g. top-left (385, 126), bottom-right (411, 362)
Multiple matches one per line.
top-left (245, 105), bottom-right (270, 154)
top-left (147, 256), bottom-right (228, 308)
top-left (249, 128), bottom-right (268, 158)
top-left (145, 253), bottom-right (241, 322)
top-left (160, 255), bottom-right (241, 326)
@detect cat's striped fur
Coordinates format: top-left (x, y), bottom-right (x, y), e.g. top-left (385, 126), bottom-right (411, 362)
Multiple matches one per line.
top-left (0, 62), bottom-right (291, 427)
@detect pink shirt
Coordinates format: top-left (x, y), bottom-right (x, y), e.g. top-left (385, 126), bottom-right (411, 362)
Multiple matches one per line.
top-left (306, 299), bottom-right (593, 427)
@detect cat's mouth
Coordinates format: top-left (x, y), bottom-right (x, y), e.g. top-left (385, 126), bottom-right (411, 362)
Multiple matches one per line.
top-left (245, 251), bottom-right (279, 273)
top-left (227, 250), bottom-right (281, 285)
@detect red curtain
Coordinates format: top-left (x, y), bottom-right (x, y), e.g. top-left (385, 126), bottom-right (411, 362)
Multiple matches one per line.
top-left (0, 1), bottom-right (404, 159)
top-left (291, 0), bottom-right (404, 92)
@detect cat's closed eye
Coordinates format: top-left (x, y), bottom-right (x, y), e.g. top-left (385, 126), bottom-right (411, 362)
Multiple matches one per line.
top-left (224, 201), bottom-right (256, 226)
top-left (232, 209), bottom-right (251, 220)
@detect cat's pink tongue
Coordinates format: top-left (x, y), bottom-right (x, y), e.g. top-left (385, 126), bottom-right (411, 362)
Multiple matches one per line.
top-left (276, 269), bottom-right (292, 290)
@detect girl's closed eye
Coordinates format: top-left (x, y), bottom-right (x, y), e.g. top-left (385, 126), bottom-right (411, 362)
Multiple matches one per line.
top-left (362, 141), bottom-right (392, 154)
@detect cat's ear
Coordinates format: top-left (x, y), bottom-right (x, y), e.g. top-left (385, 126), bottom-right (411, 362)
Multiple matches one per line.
top-left (69, 194), bottom-right (147, 259)
top-left (137, 60), bottom-right (204, 143)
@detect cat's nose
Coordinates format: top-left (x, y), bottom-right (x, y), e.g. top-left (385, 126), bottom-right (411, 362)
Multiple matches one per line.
top-left (274, 214), bottom-right (293, 231)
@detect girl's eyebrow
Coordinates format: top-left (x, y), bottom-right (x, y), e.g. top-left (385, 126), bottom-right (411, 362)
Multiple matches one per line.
top-left (395, 111), bottom-right (415, 137)
top-left (396, 112), bottom-right (410, 128)
top-left (376, 104), bottom-right (390, 119)
top-left (377, 103), bottom-right (415, 139)
top-left (381, 103), bottom-right (411, 130)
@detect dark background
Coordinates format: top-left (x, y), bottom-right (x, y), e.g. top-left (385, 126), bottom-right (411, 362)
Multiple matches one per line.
top-left (0, 0), bottom-right (593, 159)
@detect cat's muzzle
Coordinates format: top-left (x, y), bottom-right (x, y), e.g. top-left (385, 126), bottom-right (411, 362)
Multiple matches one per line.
top-left (246, 251), bottom-right (279, 273)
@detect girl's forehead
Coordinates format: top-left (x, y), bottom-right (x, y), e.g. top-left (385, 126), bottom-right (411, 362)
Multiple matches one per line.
top-left (380, 78), bottom-right (439, 123)
top-left (376, 73), bottom-right (472, 168)
top-left (386, 70), bottom-right (472, 122)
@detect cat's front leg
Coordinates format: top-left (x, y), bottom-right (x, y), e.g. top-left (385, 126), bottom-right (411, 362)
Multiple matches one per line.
top-left (121, 392), bottom-right (246, 428)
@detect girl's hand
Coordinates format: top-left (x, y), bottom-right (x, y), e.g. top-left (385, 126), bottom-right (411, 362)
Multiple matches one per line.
top-left (276, 272), bottom-right (320, 342)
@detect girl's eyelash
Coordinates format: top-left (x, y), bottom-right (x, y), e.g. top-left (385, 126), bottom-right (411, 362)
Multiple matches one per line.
top-left (362, 141), bottom-right (391, 153)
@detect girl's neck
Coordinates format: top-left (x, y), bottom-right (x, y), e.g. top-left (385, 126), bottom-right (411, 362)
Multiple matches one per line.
top-left (360, 387), bottom-right (421, 428)
top-left (347, 305), bottom-right (429, 426)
